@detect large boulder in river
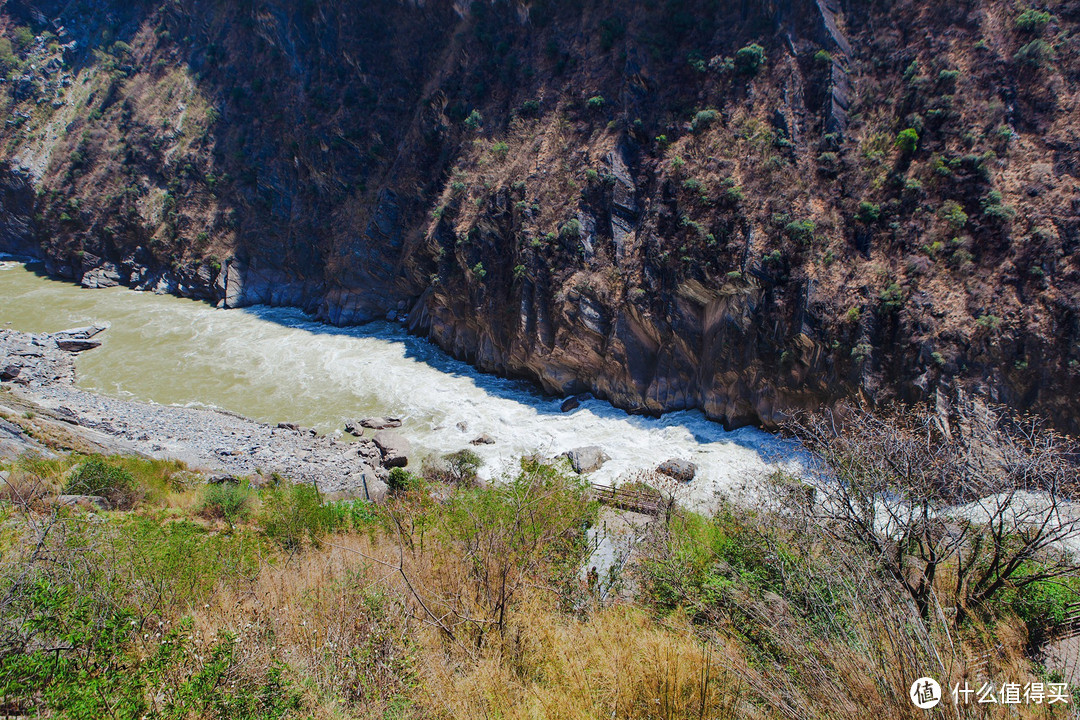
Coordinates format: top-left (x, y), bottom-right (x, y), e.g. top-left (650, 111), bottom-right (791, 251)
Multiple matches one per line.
top-left (373, 430), bottom-right (411, 468)
top-left (54, 338), bottom-right (101, 352)
top-left (562, 446), bottom-right (610, 474)
top-left (362, 416), bottom-right (401, 429)
top-left (51, 325), bottom-right (107, 352)
top-left (657, 458), bottom-right (697, 483)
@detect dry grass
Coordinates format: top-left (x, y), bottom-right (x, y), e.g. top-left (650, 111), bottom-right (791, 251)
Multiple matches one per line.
top-left (1, 451), bottom-right (1074, 720)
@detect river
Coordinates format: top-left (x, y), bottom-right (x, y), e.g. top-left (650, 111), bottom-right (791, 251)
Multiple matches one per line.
top-left (0, 258), bottom-right (800, 507)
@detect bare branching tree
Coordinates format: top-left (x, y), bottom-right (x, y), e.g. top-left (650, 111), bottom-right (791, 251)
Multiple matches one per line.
top-left (788, 400), bottom-right (1080, 625)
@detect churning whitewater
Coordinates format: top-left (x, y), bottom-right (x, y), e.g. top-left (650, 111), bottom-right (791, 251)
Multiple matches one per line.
top-left (1, 259), bottom-right (800, 508)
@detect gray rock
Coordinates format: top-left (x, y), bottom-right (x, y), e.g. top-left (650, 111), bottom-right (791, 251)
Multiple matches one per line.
top-left (206, 473), bottom-right (239, 484)
top-left (470, 433), bottom-right (495, 445)
top-left (52, 325), bottom-right (106, 353)
top-left (52, 325), bottom-right (107, 340)
top-left (54, 338), bottom-right (101, 352)
top-left (657, 458), bottom-right (697, 483)
top-left (80, 264), bottom-right (122, 288)
top-left (0, 365), bottom-right (19, 381)
top-left (55, 494), bottom-right (110, 510)
top-left (559, 397), bottom-right (580, 413)
top-left (277, 422), bottom-right (301, 431)
top-left (356, 416), bottom-right (403, 427)
top-left (360, 470), bottom-right (389, 502)
top-left (562, 446), bottom-right (610, 474)
top-left (373, 430), bottom-right (411, 468)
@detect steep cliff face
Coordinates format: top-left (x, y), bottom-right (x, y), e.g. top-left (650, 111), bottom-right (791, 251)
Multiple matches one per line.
top-left (1, 0), bottom-right (1078, 430)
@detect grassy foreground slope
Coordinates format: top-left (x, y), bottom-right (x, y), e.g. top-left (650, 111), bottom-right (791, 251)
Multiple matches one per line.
top-left (0, 429), bottom-right (1077, 719)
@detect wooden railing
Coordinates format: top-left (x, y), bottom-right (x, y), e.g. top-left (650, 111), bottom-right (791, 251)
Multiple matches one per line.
top-left (590, 483), bottom-right (668, 516)
top-left (1053, 601), bottom-right (1080, 640)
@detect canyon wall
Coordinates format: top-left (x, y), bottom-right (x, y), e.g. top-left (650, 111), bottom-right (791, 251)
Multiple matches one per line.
top-left (1, 0), bottom-right (1078, 430)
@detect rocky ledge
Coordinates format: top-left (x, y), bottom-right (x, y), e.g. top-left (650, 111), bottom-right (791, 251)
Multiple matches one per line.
top-left (0, 327), bottom-right (390, 500)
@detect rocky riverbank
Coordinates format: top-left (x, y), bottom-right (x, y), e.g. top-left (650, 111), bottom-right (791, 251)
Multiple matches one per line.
top-left (0, 327), bottom-right (390, 499)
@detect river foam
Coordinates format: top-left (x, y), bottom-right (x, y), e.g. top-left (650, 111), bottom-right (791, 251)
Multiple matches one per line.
top-left (1, 260), bottom-right (802, 509)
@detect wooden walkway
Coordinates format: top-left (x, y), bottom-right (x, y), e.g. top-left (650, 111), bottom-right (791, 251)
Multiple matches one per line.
top-left (590, 483), bottom-right (668, 516)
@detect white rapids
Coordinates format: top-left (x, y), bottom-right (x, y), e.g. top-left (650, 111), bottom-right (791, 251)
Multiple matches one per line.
top-left (1, 258), bottom-right (802, 510)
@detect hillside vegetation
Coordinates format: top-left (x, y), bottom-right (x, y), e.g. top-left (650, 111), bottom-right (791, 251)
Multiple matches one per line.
top-left (0, 0), bottom-right (1078, 429)
top-left (0, 401), bottom-right (1078, 718)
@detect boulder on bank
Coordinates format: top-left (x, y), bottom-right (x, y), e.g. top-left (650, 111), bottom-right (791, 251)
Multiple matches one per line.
top-left (561, 446), bottom-right (610, 474)
top-left (373, 430), bottom-right (411, 468)
top-left (360, 469), bottom-right (389, 502)
top-left (657, 458), bottom-right (697, 483)
top-left (0, 365), bottom-right (20, 381)
top-left (206, 473), bottom-right (240, 485)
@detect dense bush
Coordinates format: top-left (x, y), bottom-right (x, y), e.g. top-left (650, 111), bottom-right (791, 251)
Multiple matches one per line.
top-left (1015, 8), bottom-right (1053, 34)
top-left (734, 43), bottom-right (766, 75)
top-left (198, 481), bottom-right (254, 527)
top-left (855, 201), bottom-right (881, 223)
top-left (894, 127), bottom-right (919, 155)
top-left (259, 482), bottom-right (334, 549)
top-left (1015, 39), bottom-right (1055, 68)
top-left (63, 457), bottom-right (141, 509)
top-left (690, 108), bottom-right (718, 132)
top-left (387, 466), bottom-right (421, 492)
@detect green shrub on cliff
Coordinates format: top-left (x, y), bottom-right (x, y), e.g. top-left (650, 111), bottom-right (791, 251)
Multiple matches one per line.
top-left (894, 127), bottom-right (919, 155)
top-left (1015, 8), bottom-right (1053, 34)
top-left (734, 43), bottom-right (766, 75)
top-left (1015, 39), bottom-right (1055, 68)
top-left (0, 38), bottom-right (17, 73)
